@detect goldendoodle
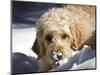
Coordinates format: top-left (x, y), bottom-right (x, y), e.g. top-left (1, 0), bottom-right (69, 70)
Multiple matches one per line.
top-left (32, 5), bottom-right (96, 72)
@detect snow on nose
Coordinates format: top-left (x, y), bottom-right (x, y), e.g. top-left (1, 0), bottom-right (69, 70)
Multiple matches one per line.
top-left (52, 51), bottom-right (63, 61)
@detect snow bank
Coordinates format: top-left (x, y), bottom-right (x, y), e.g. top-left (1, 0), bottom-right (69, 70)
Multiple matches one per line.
top-left (12, 27), bottom-right (37, 58)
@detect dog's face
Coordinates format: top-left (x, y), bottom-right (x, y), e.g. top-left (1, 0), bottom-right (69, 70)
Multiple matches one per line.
top-left (32, 19), bottom-right (76, 65)
top-left (32, 8), bottom-right (84, 69)
top-left (43, 25), bottom-right (73, 61)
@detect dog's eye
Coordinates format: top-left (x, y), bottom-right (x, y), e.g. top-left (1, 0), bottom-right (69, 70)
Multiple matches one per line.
top-left (62, 34), bottom-right (68, 39)
top-left (46, 35), bottom-right (52, 42)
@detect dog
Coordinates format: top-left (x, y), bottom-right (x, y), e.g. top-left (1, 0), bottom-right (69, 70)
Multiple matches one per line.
top-left (32, 5), bottom-right (96, 72)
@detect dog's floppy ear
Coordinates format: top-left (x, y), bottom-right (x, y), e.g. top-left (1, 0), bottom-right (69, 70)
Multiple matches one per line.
top-left (31, 34), bottom-right (46, 59)
top-left (70, 25), bottom-right (84, 50)
top-left (32, 37), bottom-right (39, 56)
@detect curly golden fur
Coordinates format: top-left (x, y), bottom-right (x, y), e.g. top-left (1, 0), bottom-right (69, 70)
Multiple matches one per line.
top-left (32, 5), bottom-right (96, 72)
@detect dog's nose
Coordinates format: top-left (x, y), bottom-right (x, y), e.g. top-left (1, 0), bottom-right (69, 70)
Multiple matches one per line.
top-left (52, 51), bottom-right (63, 61)
top-left (57, 53), bottom-right (62, 60)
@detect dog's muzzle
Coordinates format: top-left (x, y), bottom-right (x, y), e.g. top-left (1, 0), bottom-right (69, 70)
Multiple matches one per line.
top-left (49, 51), bottom-right (70, 68)
top-left (48, 51), bottom-right (63, 67)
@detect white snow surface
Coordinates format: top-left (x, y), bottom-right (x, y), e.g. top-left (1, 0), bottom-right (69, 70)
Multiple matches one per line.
top-left (12, 26), bottom-right (96, 71)
top-left (12, 27), bottom-right (37, 58)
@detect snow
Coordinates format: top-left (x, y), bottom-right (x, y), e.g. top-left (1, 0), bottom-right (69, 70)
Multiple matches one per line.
top-left (70, 57), bottom-right (95, 70)
top-left (12, 26), bottom-right (37, 58)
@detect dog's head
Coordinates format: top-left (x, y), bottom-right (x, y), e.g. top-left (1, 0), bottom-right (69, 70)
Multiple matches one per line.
top-left (32, 8), bottom-right (84, 63)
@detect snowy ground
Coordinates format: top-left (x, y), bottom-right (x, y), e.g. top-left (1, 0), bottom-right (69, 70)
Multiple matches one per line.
top-left (12, 25), bottom-right (37, 58)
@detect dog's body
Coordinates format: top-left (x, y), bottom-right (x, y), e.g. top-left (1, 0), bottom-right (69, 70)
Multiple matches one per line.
top-left (32, 5), bottom-right (96, 72)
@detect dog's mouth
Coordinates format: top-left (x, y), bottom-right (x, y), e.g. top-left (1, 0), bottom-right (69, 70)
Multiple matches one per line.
top-left (52, 51), bottom-right (63, 65)
top-left (48, 51), bottom-right (69, 68)
top-left (49, 50), bottom-right (73, 68)
top-left (49, 59), bottom-right (60, 69)
top-left (48, 51), bottom-right (62, 67)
